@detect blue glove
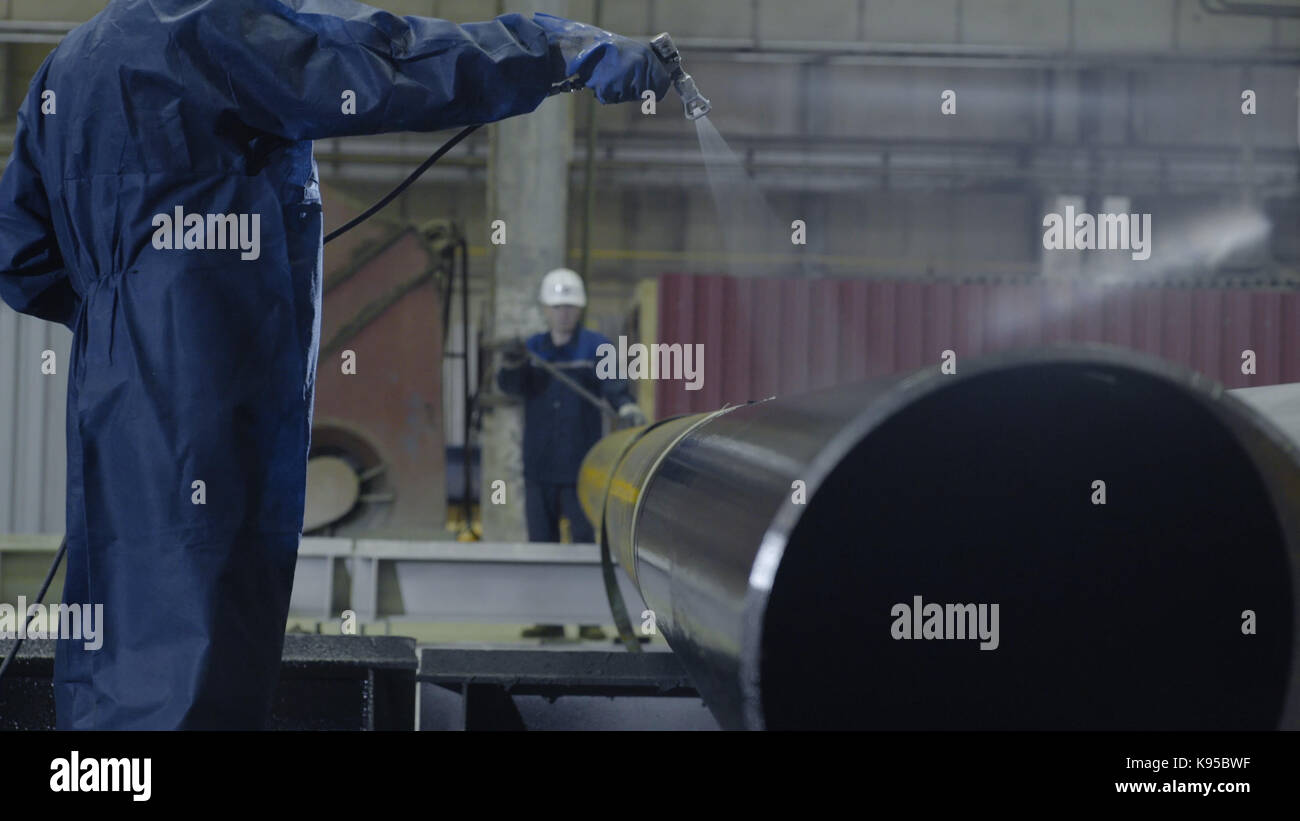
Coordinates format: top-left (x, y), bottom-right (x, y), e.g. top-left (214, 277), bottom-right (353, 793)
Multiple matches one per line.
top-left (534, 13), bottom-right (673, 105)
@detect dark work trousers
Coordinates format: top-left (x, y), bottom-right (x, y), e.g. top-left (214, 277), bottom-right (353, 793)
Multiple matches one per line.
top-left (525, 481), bottom-right (595, 543)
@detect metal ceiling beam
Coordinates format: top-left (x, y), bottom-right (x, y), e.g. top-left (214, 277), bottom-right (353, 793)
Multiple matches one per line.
top-left (0, 19), bottom-right (1293, 65)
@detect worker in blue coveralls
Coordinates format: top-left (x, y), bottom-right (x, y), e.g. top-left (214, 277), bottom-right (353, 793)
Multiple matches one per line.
top-left (0, 0), bottom-right (670, 729)
top-left (498, 268), bottom-right (646, 640)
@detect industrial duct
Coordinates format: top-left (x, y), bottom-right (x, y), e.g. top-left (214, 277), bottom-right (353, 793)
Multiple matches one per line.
top-left (579, 346), bottom-right (1300, 730)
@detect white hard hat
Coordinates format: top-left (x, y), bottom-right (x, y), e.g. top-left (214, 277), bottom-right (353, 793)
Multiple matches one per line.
top-left (539, 268), bottom-right (586, 307)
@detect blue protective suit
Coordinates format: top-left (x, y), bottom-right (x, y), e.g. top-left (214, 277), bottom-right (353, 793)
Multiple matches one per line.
top-left (498, 329), bottom-right (635, 545)
top-left (498, 329), bottom-right (635, 486)
top-left (0, 0), bottom-right (669, 729)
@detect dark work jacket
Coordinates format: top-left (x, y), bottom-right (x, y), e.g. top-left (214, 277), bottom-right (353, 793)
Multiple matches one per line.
top-left (498, 328), bottom-right (633, 484)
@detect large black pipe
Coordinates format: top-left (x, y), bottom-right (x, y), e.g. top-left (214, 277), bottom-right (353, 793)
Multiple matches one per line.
top-left (579, 346), bottom-right (1300, 730)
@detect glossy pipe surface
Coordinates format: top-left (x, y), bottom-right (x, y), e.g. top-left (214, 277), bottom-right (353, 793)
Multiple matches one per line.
top-left (580, 346), bottom-right (1300, 729)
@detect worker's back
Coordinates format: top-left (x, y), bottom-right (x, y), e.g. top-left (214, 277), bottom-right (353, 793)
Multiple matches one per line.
top-left (17, 0), bottom-right (322, 547)
top-left (29, 0), bottom-right (320, 295)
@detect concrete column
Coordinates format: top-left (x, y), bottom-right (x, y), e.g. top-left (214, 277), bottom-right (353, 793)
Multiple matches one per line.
top-left (480, 0), bottom-right (573, 542)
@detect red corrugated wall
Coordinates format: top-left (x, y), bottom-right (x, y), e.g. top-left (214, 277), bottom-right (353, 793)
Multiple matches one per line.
top-left (655, 273), bottom-right (1300, 416)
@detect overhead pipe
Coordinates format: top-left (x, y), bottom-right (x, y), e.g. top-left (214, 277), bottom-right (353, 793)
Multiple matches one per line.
top-left (1199, 0), bottom-right (1300, 18)
top-left (579, 346), bottom-right (1300, 729)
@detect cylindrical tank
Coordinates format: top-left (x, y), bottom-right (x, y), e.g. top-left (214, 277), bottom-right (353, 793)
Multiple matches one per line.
top-left (579, 346), bottom-right (1300, 730)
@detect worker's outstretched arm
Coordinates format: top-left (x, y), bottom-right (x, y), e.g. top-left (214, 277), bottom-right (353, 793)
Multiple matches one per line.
top-left (0, 97), bottom-right (79, 328)
top-left (206, 0), bottom-right (672, 141)
top-left (599, 368), bottom-right (647, 426)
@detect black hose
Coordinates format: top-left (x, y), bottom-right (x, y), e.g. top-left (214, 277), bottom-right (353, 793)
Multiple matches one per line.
top-left (324, 124), bottom-right (481, 245)
top-left (0, 536), bottom-right (68, 683)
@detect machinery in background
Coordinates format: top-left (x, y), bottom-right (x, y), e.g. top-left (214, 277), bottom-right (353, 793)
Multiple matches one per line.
top-left (306, 185), bottom-right (464, 538)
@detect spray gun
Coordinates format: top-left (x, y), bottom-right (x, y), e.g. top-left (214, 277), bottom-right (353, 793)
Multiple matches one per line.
top-left (650, 33), bottom-right (711, 120)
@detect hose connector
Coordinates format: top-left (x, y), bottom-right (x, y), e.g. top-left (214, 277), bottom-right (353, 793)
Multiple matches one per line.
top-left (650, 32), bottom-right (711, 120)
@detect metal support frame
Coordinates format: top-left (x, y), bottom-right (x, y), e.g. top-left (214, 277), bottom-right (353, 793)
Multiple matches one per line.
top-left (347, 540), bottom-right (646, 626)
top-left (417, 647), bottom-right (717, 731)
top-left (0, 537), bottom-right (647, 627)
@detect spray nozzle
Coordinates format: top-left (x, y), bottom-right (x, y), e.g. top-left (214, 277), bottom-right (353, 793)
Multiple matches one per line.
top-left (650, 32), bottom-right (711, 121)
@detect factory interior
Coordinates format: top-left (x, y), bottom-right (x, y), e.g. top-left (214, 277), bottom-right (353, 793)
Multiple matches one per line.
top-left (0, 0), bottom-right (1298, 735)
